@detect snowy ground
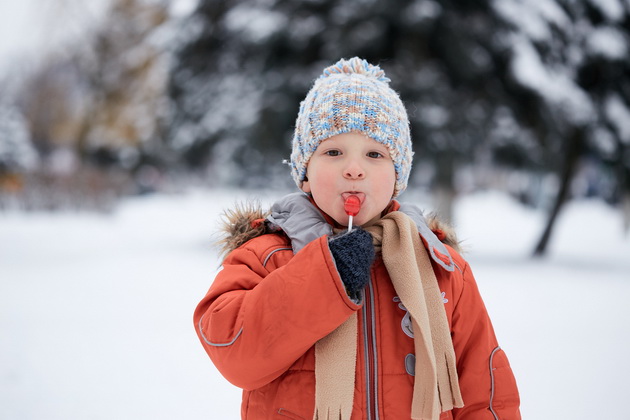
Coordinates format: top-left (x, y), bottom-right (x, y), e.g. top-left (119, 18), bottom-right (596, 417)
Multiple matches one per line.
top-left (1, 188), bottom-right (629, 420)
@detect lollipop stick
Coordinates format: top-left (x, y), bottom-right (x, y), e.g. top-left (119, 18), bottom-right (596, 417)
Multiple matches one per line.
top-left (348, 215), bottom-right (353, 232)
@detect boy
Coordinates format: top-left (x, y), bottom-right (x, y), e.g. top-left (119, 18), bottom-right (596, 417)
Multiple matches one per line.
top-left (194, 57), bottom-right (521, 420)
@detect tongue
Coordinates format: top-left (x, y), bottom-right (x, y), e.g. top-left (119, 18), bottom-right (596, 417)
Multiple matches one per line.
top-left (344, 195), bottom-right (361, 217)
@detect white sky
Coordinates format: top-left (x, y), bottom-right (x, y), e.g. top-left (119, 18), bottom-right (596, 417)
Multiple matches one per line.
top-left (0, 0), bottom-right (197, 69)
top-left (0, 0), bottom-right (110, 66)
top-left (0, 0), bottom-right (40, 61)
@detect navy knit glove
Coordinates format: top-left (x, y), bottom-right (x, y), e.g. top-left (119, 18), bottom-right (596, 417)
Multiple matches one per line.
top-left (328, 228), bottom-right (375, 301)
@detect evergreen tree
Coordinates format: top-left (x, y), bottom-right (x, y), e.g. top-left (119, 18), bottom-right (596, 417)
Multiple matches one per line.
top-left (169, 0), bottom-right (524, 195)
top-left (170, 0), bottom-right (630, 253)
top-left (490, 0), bottom-right (630, 254)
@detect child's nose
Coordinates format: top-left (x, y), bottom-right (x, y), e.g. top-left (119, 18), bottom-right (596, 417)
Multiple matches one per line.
top-left (343, 161), bottom-right (365, 179)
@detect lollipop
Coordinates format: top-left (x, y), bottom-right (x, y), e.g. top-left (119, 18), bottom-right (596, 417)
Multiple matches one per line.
top-left (344, 195), bottom-right (361, 232)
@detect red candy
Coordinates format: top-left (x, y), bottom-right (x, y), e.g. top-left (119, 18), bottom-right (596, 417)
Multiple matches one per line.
top-left (344, 195), bottom-right (361, 216)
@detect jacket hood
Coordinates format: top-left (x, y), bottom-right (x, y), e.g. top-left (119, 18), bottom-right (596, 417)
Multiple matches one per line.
top-left (216, 193), bottom-right (460, 265)
top-left (216, 201), bottom-right (270, 259)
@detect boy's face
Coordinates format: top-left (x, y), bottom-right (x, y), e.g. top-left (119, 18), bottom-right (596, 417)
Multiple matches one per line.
top-left (302, 132), bottom-right (396, 227)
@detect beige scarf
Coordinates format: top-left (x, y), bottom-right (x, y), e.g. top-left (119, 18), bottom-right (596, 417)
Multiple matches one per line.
top-left (313, 212), bottom-right (464, 420)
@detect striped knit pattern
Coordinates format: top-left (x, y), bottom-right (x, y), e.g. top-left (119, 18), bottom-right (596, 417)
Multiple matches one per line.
top-left (290, 57), bottom-right (413, 197)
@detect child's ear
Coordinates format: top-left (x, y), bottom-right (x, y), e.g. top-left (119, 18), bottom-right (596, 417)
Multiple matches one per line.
top-left (301, 176), bottom-right (311, 193)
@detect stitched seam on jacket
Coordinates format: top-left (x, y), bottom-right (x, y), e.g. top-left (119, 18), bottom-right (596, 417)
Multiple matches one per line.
top-left (489, 346), bottom-right (501, 420)
top-left (263, 247), bottom-right (292, 267)
top-left (198, 313), bottom-right (243, 347)
top-left (450, 262), bottom-right (467, 312)
top-left (453, 261), bottom-right (463, 275)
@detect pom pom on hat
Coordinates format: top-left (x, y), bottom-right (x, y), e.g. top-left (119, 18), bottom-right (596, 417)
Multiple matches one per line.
top-left (290, 57), bottom-right (413, 197)
top-left (320, 57), bottom-right (390, 82)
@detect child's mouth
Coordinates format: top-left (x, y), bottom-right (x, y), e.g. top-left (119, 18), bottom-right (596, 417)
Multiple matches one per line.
top-left (341, 192), bottom-right (365, 204)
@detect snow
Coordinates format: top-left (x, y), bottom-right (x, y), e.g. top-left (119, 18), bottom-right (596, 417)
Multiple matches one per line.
top-left (404, 0), bottom-right (442, 23)
top-left (510, 35), bottom-right (595, 124)
top-left (169, 0), bottom-right (199, 18)
top-left (224, 6), bottom-right (287, 44)
top-left (605, 94), bottom-right (630, 144)
top-left (288, 15), bottom-right (326, 45)
top-left (1, 188), bottom-right (630, 419)
top-left (589, 127), bottom-right (617, 159)
top-left (420, 104), bottom-right (450, 128)
top-left (492, 0), bottom-right (569, 42)
top-left (588, 0), bottom-right (625, 22)
top-left (586, 26), bottom-right (628, 60)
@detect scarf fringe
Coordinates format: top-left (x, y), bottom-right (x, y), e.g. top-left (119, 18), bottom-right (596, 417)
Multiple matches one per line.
top-left (409, 350), bottom-right (463, 419)
top-left (313, 405), bottom-right (353, 420)
top-left (443, 350), bottom-right (465, 409)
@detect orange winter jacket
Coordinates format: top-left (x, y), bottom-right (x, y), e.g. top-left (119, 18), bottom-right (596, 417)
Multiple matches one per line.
top-left (194, 193), bottom-right (521, 420)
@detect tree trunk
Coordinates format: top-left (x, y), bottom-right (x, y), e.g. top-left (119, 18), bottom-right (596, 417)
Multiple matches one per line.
top-left (433, 150), bottom-right (456, 224)
top-left (623, 192), bottom-right (630, 236)
top-left (532, 130), bottom-right (583, 257)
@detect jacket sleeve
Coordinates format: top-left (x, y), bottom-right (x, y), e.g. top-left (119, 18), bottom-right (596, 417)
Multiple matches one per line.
top-left (450, 262), bottom-right (521, 420)
top-left (193, 235), bottom-right (360, 391)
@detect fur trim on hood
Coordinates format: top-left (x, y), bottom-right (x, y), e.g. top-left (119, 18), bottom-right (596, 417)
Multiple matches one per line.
top-left (216, 201), bottom-right (271, 259)
top-left (216, 201), bottom-right (460, 260)
top-left (425, 212), bottom-right (460, 253)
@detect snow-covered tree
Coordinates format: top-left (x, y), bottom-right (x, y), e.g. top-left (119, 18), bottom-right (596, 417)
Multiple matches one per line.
top-left (0, 100), bottom-right (38, 174)
top-left (17, 0), bottom-right (181, 169)
top-left (169, 0), bottom-right (541, 202)
top-left (170, 0), bottom-right (630, 252)
top-left (68, 0), bottom-right (173, 170)
top-left (491, 0), bottom-right (630, 253)
top-left (2, 0), bottom-right (193, 208)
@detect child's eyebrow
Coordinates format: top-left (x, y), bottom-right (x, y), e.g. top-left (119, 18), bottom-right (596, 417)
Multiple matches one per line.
top-left (320, 143), bottom-right (340, 150)
top-left (369, 145), bottom-right (389, 153)
top-left (319, 139), bottom-right (339, 147)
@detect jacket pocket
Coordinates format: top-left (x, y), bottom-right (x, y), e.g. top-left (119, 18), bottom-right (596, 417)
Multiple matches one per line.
top-left (277, 408), bottom-right (306, 420)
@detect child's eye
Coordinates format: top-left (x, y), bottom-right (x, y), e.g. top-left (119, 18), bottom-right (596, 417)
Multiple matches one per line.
top-left (325, 150), bottom-right (341, 157)
top-left (367, 151), bottom-right (384, 159)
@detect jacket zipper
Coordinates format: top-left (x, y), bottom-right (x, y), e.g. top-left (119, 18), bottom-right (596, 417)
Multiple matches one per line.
top-left (362, 280), bottom-right (379, 420)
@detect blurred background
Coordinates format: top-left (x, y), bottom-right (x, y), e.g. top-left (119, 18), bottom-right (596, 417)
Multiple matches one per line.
top-left (1, 0), bottom-right (630, 419)
top-left (1, 0), bottom-right (629, 254)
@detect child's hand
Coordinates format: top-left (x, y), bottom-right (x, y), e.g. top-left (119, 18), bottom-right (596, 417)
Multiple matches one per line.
top-left (328, 228), bottom-right (375, 301)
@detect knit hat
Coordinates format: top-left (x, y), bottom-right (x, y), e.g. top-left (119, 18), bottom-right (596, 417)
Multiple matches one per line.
top-left (290, 57), bottom-right (413, 197)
